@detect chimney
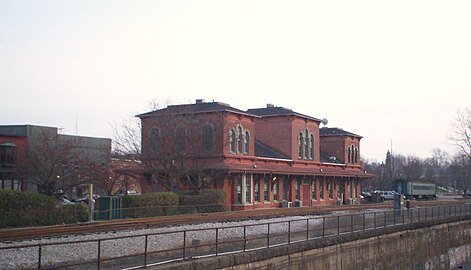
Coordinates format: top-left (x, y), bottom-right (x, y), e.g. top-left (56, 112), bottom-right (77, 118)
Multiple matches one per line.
top-left (267, 103), bottom-right (274, 108)
top-left (196, 99), bottom-right (205, 104)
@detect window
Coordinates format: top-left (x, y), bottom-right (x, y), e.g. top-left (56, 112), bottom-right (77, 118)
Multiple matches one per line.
top-left (202, 125), bottom-right (213, 154)
top-left (352, 144), bottom-right (355, 163)
top-left (298, 132), bottom-right (303, 159)
top-left (175, 127), bottom-right (186, 155)
top-left (237, 174), bottom-right (242, 204)
top-left (264, 177), bottom-right (269, 201)
top-left (350, 145), bottom-right (355, 164)
top-left (296, 177), bottom-right (301, 200)
top-left (149, 128), bottom-right (161, 155)
top-left (311, 178), bottom-right (317, 200)
top-left (304, 129), bottom-right (309, 160)
top-left (349, 179), bottom-right (353, 198)
top-left (274, 177), bottom-right (279, 201)
top-left (254, 175), bottom-right (260, 203)
top-left (282, 178), bottom-right (288, 201)
top-left (354, 147), bottom-right (358, 164)
top-left (347, 146), bottom-right (351, 163)
top-left (244, 130), bottom-right (250, 155)
top-left (0, 172), bottom-right (21, 190)
top-left (230, 129), bottom-right (235, 153)
top-left (320, 179), bottom-right (324, 200)
top-left (237, 174), bottom-right (254, 204)
top-left (0, 142), bottom-right (16, 166)
top-left (237, 126), bottom-right (243, 153)
top-left (353, 180), bottom-right (357, 199)
top-left (310, 134), bottom-right (314, 160)
top-left (246, 174), bottom-right (252, 203)
top-left (328, 180), bottom-right (333, 200)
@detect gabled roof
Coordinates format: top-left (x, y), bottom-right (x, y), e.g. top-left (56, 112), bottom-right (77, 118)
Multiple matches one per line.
top-left (247, 106), bottom-right (321, 122)
top-left (254, 140), bottom-right (289, 159)
top-left (319, 127), bottom-right (363, 139)
top-left (137, 101), bottom-right (258, 118)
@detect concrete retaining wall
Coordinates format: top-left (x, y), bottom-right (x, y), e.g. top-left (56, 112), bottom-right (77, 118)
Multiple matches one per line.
top-left (152, 216), bottom-right (471, 270)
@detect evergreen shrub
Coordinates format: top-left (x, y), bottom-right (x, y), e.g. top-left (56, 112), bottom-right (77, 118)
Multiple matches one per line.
top-left (0, 190), bottom-right (88, 228)
top-left (122, 192), bottom-right (179, 218)
top-left (179, 189), bottom-right (227, 213)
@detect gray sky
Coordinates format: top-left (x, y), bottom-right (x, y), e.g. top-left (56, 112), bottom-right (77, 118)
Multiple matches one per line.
top-left (1, 1), bottom-right (470, 161)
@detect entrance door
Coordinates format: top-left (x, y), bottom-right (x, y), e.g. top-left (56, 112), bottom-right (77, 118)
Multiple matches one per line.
top-left (302, 184), bottom-right (310, 207)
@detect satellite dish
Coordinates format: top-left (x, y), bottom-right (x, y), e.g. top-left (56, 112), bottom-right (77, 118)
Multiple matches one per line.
top-left (321, 118), bottom-right (328, 127)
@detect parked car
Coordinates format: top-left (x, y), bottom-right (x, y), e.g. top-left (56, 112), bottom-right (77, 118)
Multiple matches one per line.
top-left (375, 191), bottom-right (395, 201)
top-left (73, 194), bottom-right (100, 205)
top-left (360, 191), bottom-right (372, 202)
top-left (61, 197), bottom-right (75, 205)
top-left (126, 189), bottom-right (140, 195)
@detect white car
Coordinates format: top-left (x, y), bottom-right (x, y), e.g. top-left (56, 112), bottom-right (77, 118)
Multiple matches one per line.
top-left (376, 191), bottom-right (395, 200)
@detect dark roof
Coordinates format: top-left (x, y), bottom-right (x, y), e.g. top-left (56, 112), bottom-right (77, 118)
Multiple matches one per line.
top-left (137, 101), bottom-right (257, 118)
top-left (320, 152), bottom-right (344, 164)
top-left (223, 162), bottom-right (374, 179)
top-left (254, 140), bottom-right (289, 159)
top-left (247, 106), bottom-right (321, 122)
top-left (319, 127), bottom-right (362, 139)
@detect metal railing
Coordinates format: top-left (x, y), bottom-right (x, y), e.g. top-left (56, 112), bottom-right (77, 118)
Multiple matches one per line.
top-left (1, 203), bottom-right (470, 270)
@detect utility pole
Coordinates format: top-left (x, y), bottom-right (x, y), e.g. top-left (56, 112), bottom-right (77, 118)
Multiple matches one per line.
top-left (391, 139), bottom-right (395, 180)
top-left (89, 183), bottom-right (94, 222)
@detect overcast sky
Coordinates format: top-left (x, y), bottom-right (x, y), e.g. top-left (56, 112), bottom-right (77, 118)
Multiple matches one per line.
top-left (1, 1), bottom-right (470, 161)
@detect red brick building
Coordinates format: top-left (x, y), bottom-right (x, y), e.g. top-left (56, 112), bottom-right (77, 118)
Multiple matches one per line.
top-left (138, 100), bottom-right (373, 210)
top-left (0, 125), bottom-right (111, 196)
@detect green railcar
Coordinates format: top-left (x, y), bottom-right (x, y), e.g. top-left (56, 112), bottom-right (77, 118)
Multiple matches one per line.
top-left (393, 179), bottom-right (437, 200)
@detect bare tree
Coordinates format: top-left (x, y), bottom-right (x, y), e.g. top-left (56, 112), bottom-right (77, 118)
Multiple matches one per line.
top-left (360, 158), bottom-right (386, 191)
top-left (111, 101), bottom-right (170, 192)
top-left (141, 111), bottom-right (229, 192)
top-left (395, 155), bottom-right (424, 180)
top-left (448, 108), bottom-right (471, 193)
top-left (449, 108), bottom-right (471, 159)
top-left (24, 132), bottom-right (104, 196)
top-left (112, 116), bottom-right (142, 162)
top-left (112, 99), bottom-right (228, 192)
top-left (428, 148), bottom-right (450, 184)
top-left (449, 153), bottom-right (471, 194)
top-left (93, 158), bottom-right (148, 196)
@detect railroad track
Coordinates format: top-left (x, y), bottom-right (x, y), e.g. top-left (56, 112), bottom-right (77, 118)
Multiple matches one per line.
top-left (0, 200), bottom-right (461, 242)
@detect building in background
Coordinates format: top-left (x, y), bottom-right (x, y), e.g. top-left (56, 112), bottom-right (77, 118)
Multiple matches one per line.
top-left (138, 100), bottom-right (374, 210)
top-left (109, 157), bottom-right (149, 196)
top-left (0, 125), bottom-right (111, 198)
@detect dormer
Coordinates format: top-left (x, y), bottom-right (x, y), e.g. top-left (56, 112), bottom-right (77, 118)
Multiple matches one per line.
top-left (247, 105), bottom-right (322, 161)
top-left (319, 127), bottom-right (363, 165)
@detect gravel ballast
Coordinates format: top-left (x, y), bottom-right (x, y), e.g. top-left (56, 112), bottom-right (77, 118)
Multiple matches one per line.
top-left (0, 209), bottom-right (388, 270)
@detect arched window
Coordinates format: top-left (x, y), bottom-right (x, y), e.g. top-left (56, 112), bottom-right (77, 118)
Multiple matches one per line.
top-left (354, 147), bottom-right (358, 164)
top-left (149, 127), bottom-right (161, 155)
top-left (304, 129), bottom-right (309, 160)
top-left (237, 126), bottom-right (243, 153)
top-left (244, 130), bottom-right (250, 155)
top-left (310, 134), bottom-right (314, 160)
top-left (175, 127), bottom-right (186, 155)
top-left (230, 129), bottom-right (235, 153)
top-left (351, 145), bottom-right (355, 164)
top-left (298, 132), bottom-right (303, 159)
top-left (347, 146), bottom-right (351, 163)
top-left (202, 125), bottom-right (213, 154)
